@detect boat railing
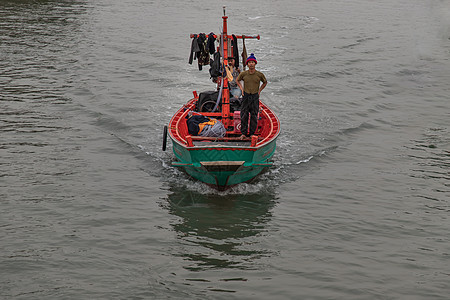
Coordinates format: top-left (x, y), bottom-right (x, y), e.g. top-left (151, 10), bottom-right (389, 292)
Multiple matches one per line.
top-left (256, 104), bottom-right (280, 147)
top-left (170, 99), bottom-right (197, 145)
top-left (170, 98), bottom-right (280, 148)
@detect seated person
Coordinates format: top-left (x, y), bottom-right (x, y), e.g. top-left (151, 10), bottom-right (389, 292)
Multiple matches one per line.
top-left (226, 57), bottom-right (241, 100)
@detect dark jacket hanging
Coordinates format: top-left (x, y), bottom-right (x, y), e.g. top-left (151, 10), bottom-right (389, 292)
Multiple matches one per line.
top-left (189, 34), bottom-right (200, 64)
top-left (232, 34), bottom-right (239, 68)
top-left (196, 33), bottom-right (210, 70)
top-left (207, 32), bottom-right (216, 54)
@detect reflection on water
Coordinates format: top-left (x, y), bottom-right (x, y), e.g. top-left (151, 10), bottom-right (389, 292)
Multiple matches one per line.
top-left (162, 185), bottom-right (277, 271)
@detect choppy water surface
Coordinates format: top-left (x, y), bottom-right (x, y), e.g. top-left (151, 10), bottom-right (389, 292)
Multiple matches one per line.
top-left (1, 0), bottom-right (449, 299)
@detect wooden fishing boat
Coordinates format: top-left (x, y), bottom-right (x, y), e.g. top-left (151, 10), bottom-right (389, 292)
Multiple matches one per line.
top-left (163, 8), bottom-right (280, 190)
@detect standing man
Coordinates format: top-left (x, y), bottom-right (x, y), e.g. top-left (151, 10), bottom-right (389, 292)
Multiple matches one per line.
top-left (236, 53), bottom-right (267, 138)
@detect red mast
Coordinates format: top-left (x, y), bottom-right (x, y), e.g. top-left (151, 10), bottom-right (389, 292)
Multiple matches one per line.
top-left (221, 7), bottom-right (230, 128)
top-left (188, 7), bottom-right (260, 131)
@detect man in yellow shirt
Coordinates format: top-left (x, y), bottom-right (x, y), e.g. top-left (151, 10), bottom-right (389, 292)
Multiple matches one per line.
top-left (236, 53), bottom-right (267, 138)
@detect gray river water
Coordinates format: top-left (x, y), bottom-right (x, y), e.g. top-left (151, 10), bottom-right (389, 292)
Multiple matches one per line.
top-left (1, 0), bottom-right (449, 299)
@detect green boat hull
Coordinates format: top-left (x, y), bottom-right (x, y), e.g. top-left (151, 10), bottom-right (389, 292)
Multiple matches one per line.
top-left (171, 138), bottom-right (277, 189)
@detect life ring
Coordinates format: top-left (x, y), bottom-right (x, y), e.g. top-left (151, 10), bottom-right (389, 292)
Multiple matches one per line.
top-left (162, 125), bottom-right (168, 151)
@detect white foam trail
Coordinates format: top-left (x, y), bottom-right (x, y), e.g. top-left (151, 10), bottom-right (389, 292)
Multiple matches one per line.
top-left (296, 155), bottom-right (313, 165)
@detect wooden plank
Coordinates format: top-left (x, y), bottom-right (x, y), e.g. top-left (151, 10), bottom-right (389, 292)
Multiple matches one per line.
top-left (201, 161), bottom-right (245, 166)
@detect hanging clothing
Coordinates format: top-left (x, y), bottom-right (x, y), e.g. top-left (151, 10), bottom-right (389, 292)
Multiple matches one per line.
top-left (189, 34), bottom-right (200, 65)
top-left (207, 32), bottom-right (216, 54)
top-left (196, 33), bottom-right (210, 70)
top-left (232, 34), bottom-right (239, 68)
top-left (209, 52), bottom-right (221, 78)
top-left (241, 36), bottom-right (248, 70)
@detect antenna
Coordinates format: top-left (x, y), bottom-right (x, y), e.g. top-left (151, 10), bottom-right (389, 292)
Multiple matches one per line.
top-left (223, 6), bottom-right (226, 16)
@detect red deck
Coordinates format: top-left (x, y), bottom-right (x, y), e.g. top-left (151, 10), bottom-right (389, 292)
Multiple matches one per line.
top-left (168, 96), bottom-right (280, 149)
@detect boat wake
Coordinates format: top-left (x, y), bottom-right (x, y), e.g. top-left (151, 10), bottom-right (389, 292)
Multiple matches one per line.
top-left (137, 131), bottom-right (339, 194)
